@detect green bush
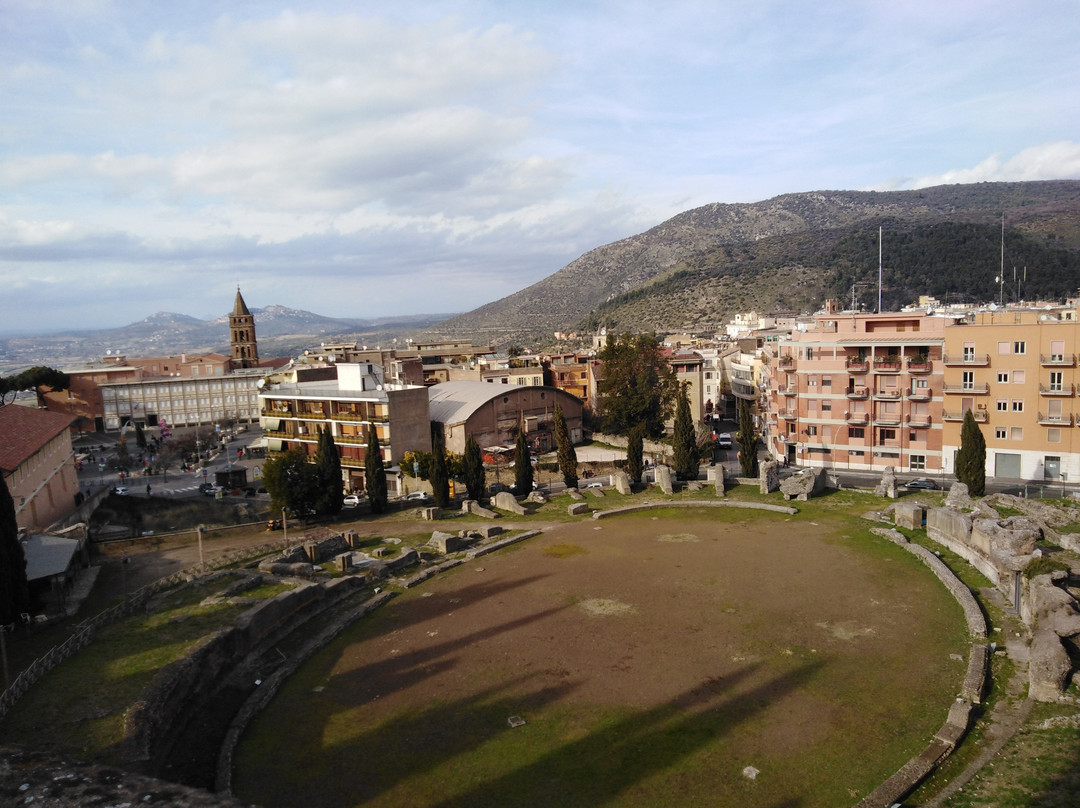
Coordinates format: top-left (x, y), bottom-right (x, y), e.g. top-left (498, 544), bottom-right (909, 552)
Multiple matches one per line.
top-left (1023, 556), bottom-right (1073, 580)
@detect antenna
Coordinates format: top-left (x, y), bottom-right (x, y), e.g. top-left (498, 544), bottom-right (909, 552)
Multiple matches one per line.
top-left (878, 226), bottom-right (883, 313)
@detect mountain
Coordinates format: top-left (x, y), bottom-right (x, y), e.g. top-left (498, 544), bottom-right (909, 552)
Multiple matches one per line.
top-left (428, 180), bottom-right (1080, 346)
top-left (0, 307), bottom-right (456, 371)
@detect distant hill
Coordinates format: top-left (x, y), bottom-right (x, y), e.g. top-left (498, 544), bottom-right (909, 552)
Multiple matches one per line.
top-left (427, 180), bottom-right (1080, 346)
top-left (0, 308), bottom-right (456, 371)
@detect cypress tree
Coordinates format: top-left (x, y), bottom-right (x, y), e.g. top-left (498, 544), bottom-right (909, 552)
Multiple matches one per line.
top-left (955, 410), bottom-right (987, 496)
top-left (553, 402), bottom-right (578, 488)
top-left (463, 434), bottom-right (485, 501)
top-left (737, 398), bottom-right (759, 477)
top-left (0, 475), bottom-right (29, 625)
top-left (314, 426), bottom-right (343, 515)
top-left (135, 422), bottom-right (147, 450)
top-left (365, 426), bottom-right (388, 513)
top-left (514, 428), bottom-right (534, 494)
top-left (429, 422), bottom-right (450, 508)
top-left (672, 384), bottom-right (698, 481)
top-left (627, 423), bottom-right (645, 485)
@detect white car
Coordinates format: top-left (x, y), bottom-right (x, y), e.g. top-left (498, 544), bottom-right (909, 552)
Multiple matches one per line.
top-left (584, 481), bottom-right (603, 489)
top-left (716, 433), bottom-right (733, 449)
top-left (405, 491), bottom-right (432, 503)
top-left (113, 486), bottom-right (129, 495)
top-left (343, 494), bottom-right (362, 507)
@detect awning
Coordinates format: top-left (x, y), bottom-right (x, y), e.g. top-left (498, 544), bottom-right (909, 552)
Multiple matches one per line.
top-left (267, 438), bottom-right (283, 452)
top-left (263, 417), bottom-right (281, 432)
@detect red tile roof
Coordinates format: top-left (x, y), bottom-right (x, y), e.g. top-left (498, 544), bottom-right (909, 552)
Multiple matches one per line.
top-left (0, 405), bottom-right (76, 473)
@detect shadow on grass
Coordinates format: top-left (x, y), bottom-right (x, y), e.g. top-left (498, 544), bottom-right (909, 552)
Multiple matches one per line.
top-left (420, 661), bottom-right (823, 808)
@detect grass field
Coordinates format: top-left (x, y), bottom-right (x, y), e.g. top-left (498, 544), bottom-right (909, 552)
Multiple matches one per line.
top-left (233, 504), bottom-right (970, 808)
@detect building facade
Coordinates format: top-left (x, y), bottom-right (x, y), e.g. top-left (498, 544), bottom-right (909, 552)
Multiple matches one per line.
top-left (768, 311), bottom-right (948, 472)
top-left (0, 405), bottom-right (77, 532)
top-left (259, 363), bottom-right (431, 494)
top-left (427, 381), bottom-right (585, 456)
top-left (941, 307), bottom-right (1080, 481)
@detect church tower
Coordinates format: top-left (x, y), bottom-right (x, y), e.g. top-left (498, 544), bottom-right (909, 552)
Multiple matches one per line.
top-left (229, 287), bottom-right (259, 369)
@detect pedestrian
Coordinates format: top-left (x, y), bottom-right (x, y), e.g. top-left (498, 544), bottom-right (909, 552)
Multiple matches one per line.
top-left (146, 483), bottom-right (152, 496)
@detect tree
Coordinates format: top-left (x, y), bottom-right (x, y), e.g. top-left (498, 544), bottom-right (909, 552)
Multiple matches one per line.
top-left (463, 435), bottom-right (486, 501)
top-left (514, 428), bottom-right (534, 494)
top-left (737, 398), bottom-right (759, 477)
top-left (314, 426), bottom-right (344, 515)
top-left (0, 366), bottom-right (70, 407)
top-left (262, 448), bottom-right (320, 517)
top-left (134, 422), bottom-right (147, 450)
top-left (365, 427), bottom-right (388, 514)
top-left (0, 475), bottom-right (30, 625)
top-left (553, 402), bottom-right (578, 488)
top-left (672, 383), bottom-right (699, 481)
top-left (596, 333), bottom-right (676, 438)
top-left (626, 423), bottom-right (645, 485)
top-left (955, 410), bottom-right (987, 496)
top-left (428, 422), bottom-right (450, 508)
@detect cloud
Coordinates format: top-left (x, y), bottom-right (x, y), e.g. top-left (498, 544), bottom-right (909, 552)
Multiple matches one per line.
top-left (909, 142), bottom-right (1080, 189)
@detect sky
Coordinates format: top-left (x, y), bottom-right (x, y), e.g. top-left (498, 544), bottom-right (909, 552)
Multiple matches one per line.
top-left (2, 1), bottom-right (1079, 334)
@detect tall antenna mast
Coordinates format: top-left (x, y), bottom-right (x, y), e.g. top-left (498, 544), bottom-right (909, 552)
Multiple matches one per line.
top-left (1000, 213), bottom-right (1005, 306)
top-left (878, 226), bottom-right (883, 313)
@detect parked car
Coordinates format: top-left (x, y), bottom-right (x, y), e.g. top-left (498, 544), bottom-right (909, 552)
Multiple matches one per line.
top-left (343, 494), bottom-right (362, 507)
top-left (202, 484), bottom-right (224, 496)
top-left (905, 478), bottom-right (939, 490)
top-left (584, 481), bottom-right (604, 489)
top-left (198, 482), bottom-right (214, 494)
top-left (716, 433), bottom-right (733, 449)
top-left (405, 491), bottom-right (432, 503)
top-left (113, 486), bottom-right (129, 495)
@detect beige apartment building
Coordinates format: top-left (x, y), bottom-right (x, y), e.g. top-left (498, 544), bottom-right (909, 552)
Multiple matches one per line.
top-left (0, 405), bottom-right (78, 532)
top-left (259, 363), bottom-right (431, 495)
top-left (941, 307), bottom-right (1080, 481)
top-left (769, 309), bottom-right (949, 472)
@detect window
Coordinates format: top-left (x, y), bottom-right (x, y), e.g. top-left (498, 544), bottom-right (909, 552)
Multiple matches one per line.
top-left (850, 450), bottom-right (864, 457)
top-left (805, 348), bottom-right (814, 360)
top-left (964, 344), bottom-right (976, 361)
top-left (1014, 341), bottom-right (1026, 355)
top-left (808, 376), bottom-right (817, 387)
top-left (879, 428), bottom-right (896, 442)
top-left (997, 372), bottom-right (1010, 383)
top-left (910, 455), bottom-right (926, 470)
top-left (849, 427), bottom-right (865, 438)
top-left (1011, 400), bottom-right (1024, 412)
top-left (962, 371), bottom-right (975, 390)
top-left (995, 427), bottom-right (1007, 439)
top-left (806, 425), bottom-right (818, 436)
top-left (1013, 370), bottom-right (1026, 384)
top-left (996, 399), bottom-right (1008, 411)
top-left (997, 341), bottom-right (1011, 355)
top-left (821, 401), bottom-right (832, 412)
top-left (1048, 429), bottom-right (1061, 443)
top-left (822, 376), bottom-right (832, 387)
top-left (1050, 340), bottom-right (1065, 361)
top-left (1049, 371), bottom-right (1064, 392)
top-left (1010, 427), bottom-right (1024, 441)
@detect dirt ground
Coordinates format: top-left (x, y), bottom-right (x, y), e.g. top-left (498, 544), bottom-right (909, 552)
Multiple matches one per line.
top-left (234, 512), bottom-right (966, 808)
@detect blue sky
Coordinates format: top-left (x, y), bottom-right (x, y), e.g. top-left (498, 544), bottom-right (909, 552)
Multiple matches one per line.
top-left (2, 0), bottom-right (1079, 333)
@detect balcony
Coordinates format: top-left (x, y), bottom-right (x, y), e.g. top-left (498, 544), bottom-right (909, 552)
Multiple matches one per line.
top-left (943, 353), bottom-right (990, 366)
top-left (1040, 354), bottom-right (1076, 367)
top-left (905, 414), bottom-right (932, 428)
top-left (1038, 412), bottom-right (1075, 427)
top-left (907, 390), bottom-right (932, 401)
top-left (906, 359), bottom-right (933, 374)
top-left (875, 415), bottom-right (902, 426)
top-left (943, 409), bottom-right (988, 422)
top-left (781, 386), bottom-right (798, 397)
top-left (778, 356), bottom-right (796, 369)
top-left (845, 412), bottom-right (869, 425)
top-left (778, 409), bottom-right (798, 420)
top-left (334, 435), bottom-right (368, 445)
top-left (846, 358), bottom-right (869, 373)
top-left (873, 389), bottom-right (903, 401)
top-left (943, 382), bottom-right (990, 395)
top-left (1039, 383), bottom-right (1075, 397)
top-left (846, 387), bottom-right (869, 399)
top-left (872, 359), bottom-right (902, 373)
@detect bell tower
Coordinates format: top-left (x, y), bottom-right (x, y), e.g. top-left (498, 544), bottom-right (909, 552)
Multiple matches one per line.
top-left (229, 287), bottom-right (259, 369)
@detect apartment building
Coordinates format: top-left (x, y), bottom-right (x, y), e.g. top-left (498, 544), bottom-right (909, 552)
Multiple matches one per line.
top-left (768, 310), bottom-right (949, 472)
top-left (99, 368), bottom-right (267, 430)
top-left (941, 307), bottom-right (1080, 481)
top-left (259, 362), bottom-right (430, 495)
